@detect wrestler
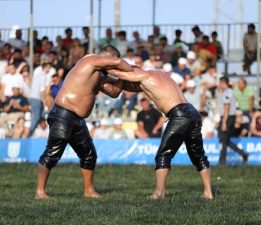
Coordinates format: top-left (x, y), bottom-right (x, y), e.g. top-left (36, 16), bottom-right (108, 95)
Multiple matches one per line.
top-left (35, 45), bottom-right (133, 200)
top-left (108, 66), bottom-right (214, 199)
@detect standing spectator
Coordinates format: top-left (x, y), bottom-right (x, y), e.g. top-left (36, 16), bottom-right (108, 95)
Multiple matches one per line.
top-left (218, 76), bottom-right (248, 165)
top-left (234, 77), bottom-right (254, 120)
top-left (191, 25), bottom-right (204, 44)
top-left (0, 85), bottom-right (30, 137)
top-left (32, 118), bottom-right (49, 138)
top-left (198, 35), bottom-right (217, 68)
top-left (110, 118), bottom-right (128, 139)
top-left (0, 31), bottom-right (5, 48)
top-left (243, 23), bottom-right (257, 74)
top-left (81, 26), bottom-right (90, 54)
top-left (62, 27), bottom-right (73, 50)
top-left (99, 28), bottom-right (116, 50)
top-left (29, 63), bottom-right (51, 135)
top-left (173, 29), bottom-right (188, 51)
top-left (250, 110), bottom-right (261, 137)
top-left (116, 31), bottom-right (129, 57)
top-left (135, 98), bottom-right (165, 138)
top-left (33, 30), bottom-right (42, 53)
top-left (211, 31), bottom-right (224, 60)
top-left (8, 29), bottom-right (27, 49)
top-left (152, 25), bottom-right (163, 44)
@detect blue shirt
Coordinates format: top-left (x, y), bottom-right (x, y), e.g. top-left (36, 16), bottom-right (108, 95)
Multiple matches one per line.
top-left (51, 81), bottom-right (63, 98)
top-left (173, 66), bottom-right (190, 78)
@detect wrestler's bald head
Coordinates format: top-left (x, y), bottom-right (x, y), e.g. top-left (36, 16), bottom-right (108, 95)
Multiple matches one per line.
top-left (99, 45), bottom-right (121, 58)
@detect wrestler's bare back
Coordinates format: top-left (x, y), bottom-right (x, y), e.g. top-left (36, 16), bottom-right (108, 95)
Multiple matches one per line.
top-left (109, 68), bottom-right (188, 116)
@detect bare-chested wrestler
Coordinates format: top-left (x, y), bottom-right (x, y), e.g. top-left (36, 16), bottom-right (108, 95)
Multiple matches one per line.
top-left (35, 45), bottom-right (132, 200)
top-left (108, 67), bottom-right (214, 200)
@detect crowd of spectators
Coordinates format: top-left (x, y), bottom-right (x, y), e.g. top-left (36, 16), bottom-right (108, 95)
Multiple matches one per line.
top-left (0, 24), bottom-right (260, 140)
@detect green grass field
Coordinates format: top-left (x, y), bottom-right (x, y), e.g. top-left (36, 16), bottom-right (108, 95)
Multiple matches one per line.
top-left (0, 164), bottom-right (260, 225)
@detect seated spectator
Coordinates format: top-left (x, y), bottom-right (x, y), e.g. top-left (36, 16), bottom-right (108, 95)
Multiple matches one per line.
top-left (145, 35), bottom-right (155, 52)
top-left (142, 50), bottom-right (163, 71)
top-left (1, 62), bottom-right (24, 98)
top-left (128, 31), bottom-right (145, 53)
top-left (52, 35), bottom-right (63, 55)
top-left (0, 85), bottom-right (30, 137)
top-left (198, 35), bottom-right (217, 69)
top-left (170, 42), bottom-right (186, 67)
top-left (99, 28), bottom-right (116, 50)
top-left (123, 48), bottom-right (136, 65)
top-left (0, 51), bottom-right (8, 78)
top-left (11, 116), bottom-right (30, 138)
top-left (200, 111), bottom-right (215, 139)
top-left (234, 77), bottom-right (254, 121)
top-left (8, 29), bottom-right (27, 50)
top-left (231, 110), bottom-right (248, 137)
top-left (191, 25), bottom-right (204, 44)
top-left (211, 31), bottom-right (224, 60)
top-left (173, 57), bottom-right (191, 79)
top-left (32, 118), bottom-right (49, 138)
top-left (184, 79), bottom-right (205, 112)
top-left (136, 44), bottom-right (149, 61)
top-left (116, 30), bottom-right (129, 57)
top-left (93, 118), bottom-right (111, 139)
top-left (2, 43), bottom-right (12, 61)
top-left (159, 36), bottom-right (174, 55)
top-left (243, 23), bottom-right (257, 74)
top-left (81, 26), bottom-right (90, 54)
top-left (62, 27), bottom-right (73, 50)
top-left (110, 117), bottom-right (128, 139)
top-left (114, 91), bottom-right (138, 117)
top-left (154, 43), bottom-right (170, 63)
top-left (135, 98), bottom-right (165, 138)
top-left (250, 110), bottom-right (261, 137)
top-left (186, 50), bottom-right (201, 76)
top-left (201, 65), bottom-right (221, 98)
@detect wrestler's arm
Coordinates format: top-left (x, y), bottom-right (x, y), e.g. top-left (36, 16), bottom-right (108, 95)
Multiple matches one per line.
top-left (107, 68), bottom-right (148, 82)
top-left (99, 75), bottom-right (124, 98)
top-left (122, 81), bottom-right (142, 92)
top-left (88, 55), bottom-right (133, 72)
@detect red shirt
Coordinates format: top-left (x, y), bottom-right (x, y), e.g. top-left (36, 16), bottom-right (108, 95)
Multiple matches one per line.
top-left (198, 42), bottom-right (217, 56)
top-left (62, 38), bottom-right (73, 49)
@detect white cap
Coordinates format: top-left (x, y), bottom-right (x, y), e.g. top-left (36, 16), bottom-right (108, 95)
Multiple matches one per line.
top-left (170, 72), bottom-right (184, 85)
top-left (178, 57), bottom-right (187, 65)
top-left (162, 63), bottom-right (173, 73)
top-left (113, 117), bottom-right (123, 125)
top-left (100, 118), bottom-right (110, 126)
top-left (186, 79), bottom-right (196, 88)
top-left (187, 51), bottom-right (196, 60)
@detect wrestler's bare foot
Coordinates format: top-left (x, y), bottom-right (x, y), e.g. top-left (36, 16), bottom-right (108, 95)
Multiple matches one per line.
top-left (201, 191), bottom-right (214, 200)
top-left (35, 191), bottom-right (50, 200)
top-left (84, 190), bottom-right (102, 198)
top-left (149, 191), bottom-right (165, 200)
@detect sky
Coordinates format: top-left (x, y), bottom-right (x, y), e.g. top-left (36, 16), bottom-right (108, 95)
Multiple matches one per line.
top-left (0, 0), bottom-right (258, 28)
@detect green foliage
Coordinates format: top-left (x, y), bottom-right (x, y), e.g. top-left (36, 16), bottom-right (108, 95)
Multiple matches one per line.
top-left (0, 164), bottom-right (260, 225)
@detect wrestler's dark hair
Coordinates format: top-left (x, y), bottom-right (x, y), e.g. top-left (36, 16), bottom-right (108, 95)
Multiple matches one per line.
top-left (100, 45), bottom-right (121, 58)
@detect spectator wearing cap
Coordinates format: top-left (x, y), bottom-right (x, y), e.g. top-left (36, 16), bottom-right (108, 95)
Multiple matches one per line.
top-left (173, 57), bottom-right (191, 80)
top-left (243, 23), bottom-right (257, 74)
top-left (162, 63), bottom-right (185, 91)
top-left (198, 35), bottom-right (217, 69)
top-left (135, 98), bottom-right (165, 138)
top-left (211, 31), bottom-right (224, 60)
top-left (110, 117), bottom-right (128, 139)
top-left (184, 79), bottom-right (206, 112)
top-left (170, 42), bottom-right (186, 67)
top-left (0, 84), bottom-right (30, 137)
top-left (186, 50), bottom-right (201, 76)
top-left (93, 118), bottom-right (111, 139)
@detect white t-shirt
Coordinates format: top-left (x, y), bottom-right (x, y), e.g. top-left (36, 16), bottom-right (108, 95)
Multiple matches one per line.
top-left (32, 126), bottom-right (49, 138)
top-left (170, 72), bottom-right (184, 85)
top-left (29, 71), bottom-right (47, 100)
top-left (201, 117), bottom-right (215, 139)
top-left (8, 38), bottom-right (27, 49)
top-left (33, 66), bottom-right (56, 87)
top-left (1, 73), bottom-right (24, 96)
